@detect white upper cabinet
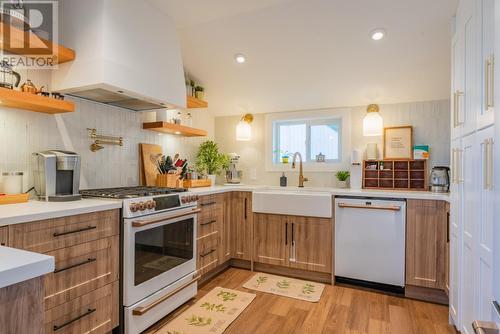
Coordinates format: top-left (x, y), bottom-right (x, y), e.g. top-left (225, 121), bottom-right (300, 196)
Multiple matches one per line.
top-left (478, 0), bottom-right (495, 129)
top-left (53, 0), bottom-right (187, 110)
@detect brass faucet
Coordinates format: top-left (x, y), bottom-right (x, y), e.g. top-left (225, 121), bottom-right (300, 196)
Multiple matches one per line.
top-left (291, 152), bottom-right (309, 187)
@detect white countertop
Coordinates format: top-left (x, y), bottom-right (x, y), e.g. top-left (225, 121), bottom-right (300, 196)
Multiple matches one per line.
top-left (0, 198), bottom-right (122, 226)
top-left (186, 185), bottom-right (450, 202)
top-left (0, 246), bottom-right (54, 288)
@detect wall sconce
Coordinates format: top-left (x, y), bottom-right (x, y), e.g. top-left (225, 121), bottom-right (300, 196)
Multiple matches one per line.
top-left (363, 104), bottom-right (383, 136)
top-left (236, 113), bottom-right (253, 141)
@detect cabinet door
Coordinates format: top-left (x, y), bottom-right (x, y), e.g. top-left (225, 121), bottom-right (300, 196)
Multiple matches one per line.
top-left (476, 126), bottom-right (495, 322)
top-left (231, 192), bottom-right (252, 261)
top-left (288, 216), bottom-right (332, 273)
top-left (450, 138), bottom-right (463, 325)
top-left (219, 193), bottom-right (231, 263)
top-left (253, 214), bottom-right (288, 266)
top-left (405, 200), bottom-right (447, 290)
top-left (477, 0), bottom-right (495, 129)
top-left (461, 133), bottom-right (478, 334)
top-left (0, 226), bottom-right (7, 246)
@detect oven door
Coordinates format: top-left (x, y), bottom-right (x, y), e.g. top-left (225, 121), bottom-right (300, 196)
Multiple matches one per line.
top-left (123, 207), bottom-right (198, 306)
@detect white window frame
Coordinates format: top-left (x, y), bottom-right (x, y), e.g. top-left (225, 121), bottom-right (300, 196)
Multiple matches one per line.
top-left (265, 108), bottom-right (351, 172)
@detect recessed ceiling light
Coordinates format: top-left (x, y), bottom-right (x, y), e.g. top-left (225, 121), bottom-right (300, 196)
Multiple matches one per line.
top-left (175, 131), bottom-right (181, 135)
top-left (234, 54), bottom-right (246, 64)
top-left (370, 28), bottom-right (386, 41)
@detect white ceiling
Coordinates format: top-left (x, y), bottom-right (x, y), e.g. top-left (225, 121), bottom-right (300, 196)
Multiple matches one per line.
top-left (151, 0), bottom-right (458, 116)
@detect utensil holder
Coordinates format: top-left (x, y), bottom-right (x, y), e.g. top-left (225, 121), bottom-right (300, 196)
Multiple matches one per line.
top-left (156, 174), bottom-right (183, 188)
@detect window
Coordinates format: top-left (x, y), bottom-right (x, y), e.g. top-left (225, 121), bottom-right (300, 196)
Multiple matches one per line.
top-left (273, 118), bottom-right (342, 163)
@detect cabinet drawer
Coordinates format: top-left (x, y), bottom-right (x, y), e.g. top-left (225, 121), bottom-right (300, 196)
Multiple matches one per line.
top-left (198, 194), bottom-right (217, 208)
top-left (197, 234), bottom-right (218, 275)
top-left (0, 226), bottom-right (7, 246)
top-left (198, 209), bottom-right (219, 238)
top-left (44, 236), bottom-right (119, 309)
top-left (45, 281), bottom-right (118, 334)
top-left (9, 209), bottom-right (119, 253)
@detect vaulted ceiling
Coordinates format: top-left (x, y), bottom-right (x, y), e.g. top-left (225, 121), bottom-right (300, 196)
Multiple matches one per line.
top-left (150, 0), bottom-right (458, 116)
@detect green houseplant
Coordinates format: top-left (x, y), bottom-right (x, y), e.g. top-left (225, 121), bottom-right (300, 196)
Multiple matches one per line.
top-left (335, 171), bottom-right (350, 188)
top-left (195, 141), bottom-right (229, 185)
top-left (195, 86), bottom-right (205, 100)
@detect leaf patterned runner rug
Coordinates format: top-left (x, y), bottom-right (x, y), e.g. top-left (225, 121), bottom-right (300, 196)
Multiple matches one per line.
top-left (156, 287), bottom-right (256, 334)
top-left (242, 273), bottom-right (325, 302)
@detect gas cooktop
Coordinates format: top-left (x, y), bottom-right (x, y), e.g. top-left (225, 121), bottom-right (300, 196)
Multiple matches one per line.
top-left (80, 186), bottom-right (187, 199)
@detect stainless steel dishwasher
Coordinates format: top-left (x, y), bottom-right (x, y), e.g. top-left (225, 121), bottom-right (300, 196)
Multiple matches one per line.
top-left (334, 196), bottom-right (406, 293)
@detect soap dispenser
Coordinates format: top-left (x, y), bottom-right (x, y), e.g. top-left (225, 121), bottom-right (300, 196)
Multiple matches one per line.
top-left (280, 172), bottom-right (287, 187)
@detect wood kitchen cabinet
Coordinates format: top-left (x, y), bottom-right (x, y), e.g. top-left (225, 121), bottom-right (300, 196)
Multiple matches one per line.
top-left (8, 209), bottom-right (120, 333)
top-left (0, 226), bottom-right (7, 246)
top-left (253, 213), bottom-right (333, 274)
top-left (254, 213), bottom-right (288, 266)
top-left (406, 200), bottom-right (448, 290)
top-left (288, 216), bottom-right (332, 273)
top-left (230, 192), bottom-right (253, 261)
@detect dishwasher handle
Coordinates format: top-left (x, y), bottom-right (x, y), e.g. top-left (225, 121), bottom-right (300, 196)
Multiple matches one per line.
top-left (337, 202), bottom-right (401, 211)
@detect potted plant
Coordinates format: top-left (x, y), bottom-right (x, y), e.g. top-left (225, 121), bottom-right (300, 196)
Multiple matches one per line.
top-left (335, 171), bottom-right (350, 188)
top-left (195, 140), bottom-right (230, 186)
top-left (195, 86), bottom-right (205, 100)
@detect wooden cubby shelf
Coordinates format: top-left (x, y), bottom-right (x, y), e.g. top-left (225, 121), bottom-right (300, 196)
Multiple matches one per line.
top-left (363, 159), bottom-right (428, 191)
top-left (0, 22), bottom-right (75, 64)
top-left (0, 88), bottom-right (75, 114)
top-left (186, 95), bottom-right (208, 109)
top-left (142, 121), bottom-right (207, 137)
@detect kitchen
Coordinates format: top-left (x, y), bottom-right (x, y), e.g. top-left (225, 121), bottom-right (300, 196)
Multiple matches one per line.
top-left (0, 0), bottom-right (498, 334)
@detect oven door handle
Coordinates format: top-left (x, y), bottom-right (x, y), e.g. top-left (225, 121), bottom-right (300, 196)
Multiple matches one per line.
top-left (132, 274), bottom-right (201, 316)
top-left (131, 208), bottom-right (201, 227)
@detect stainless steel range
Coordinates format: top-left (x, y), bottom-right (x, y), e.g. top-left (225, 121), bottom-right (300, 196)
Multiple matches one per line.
top-left (81, 187), bottom-right (200, 334)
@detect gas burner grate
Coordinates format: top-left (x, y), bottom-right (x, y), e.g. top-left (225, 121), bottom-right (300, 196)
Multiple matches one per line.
top-left (80, 186), bottom-right (187, 199)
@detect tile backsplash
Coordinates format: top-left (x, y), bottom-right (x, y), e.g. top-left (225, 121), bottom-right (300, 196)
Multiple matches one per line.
top-left (0, 97), bottom-right (214, 192)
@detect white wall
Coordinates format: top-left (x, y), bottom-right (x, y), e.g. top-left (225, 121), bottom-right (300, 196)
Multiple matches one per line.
top-left (0, 98), bottom-right (214, 192)
top-left (215, 99), bottom-right (450, 187)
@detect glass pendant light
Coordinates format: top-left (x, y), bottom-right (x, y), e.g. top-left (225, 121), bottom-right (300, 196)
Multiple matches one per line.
top-left (363, 104), bottom-right (383, 136)
top-left (236, 114), bottom-right (253, 141)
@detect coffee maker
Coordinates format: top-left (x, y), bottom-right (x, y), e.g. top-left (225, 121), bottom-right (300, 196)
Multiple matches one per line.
top-left (225, 153), bottom-right (243, 184)
top-left (430, 166), bottom-right (450, 193)
top-left (33, 150), bottom-right (82, 201)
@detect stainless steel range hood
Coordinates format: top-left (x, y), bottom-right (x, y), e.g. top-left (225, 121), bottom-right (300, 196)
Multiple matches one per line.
top-left (53, 0), bottom-right (187, 111)
top-left (65, 87), bottom-right (168, 112)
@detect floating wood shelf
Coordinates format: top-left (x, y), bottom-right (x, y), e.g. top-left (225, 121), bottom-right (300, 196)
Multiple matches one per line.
top-left (142, 121), bottom-right (207, 137)
top-left (186, 95), bottom-right (208, 109)
top-left (0, 88), bottom-right (75, 114)
top-left (363, 159), bottom-right (428, 191)
top-left (0, 22), bottom-right (75, 64)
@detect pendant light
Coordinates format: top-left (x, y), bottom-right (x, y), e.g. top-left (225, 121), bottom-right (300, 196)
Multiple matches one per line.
top-left (363, 104), bottom-right (383, 136)
top-left (236, 114), bottom-right (253, 141)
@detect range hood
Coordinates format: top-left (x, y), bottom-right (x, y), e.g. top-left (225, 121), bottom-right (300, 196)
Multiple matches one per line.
top-left (53, 0), bottom-right (187, 111)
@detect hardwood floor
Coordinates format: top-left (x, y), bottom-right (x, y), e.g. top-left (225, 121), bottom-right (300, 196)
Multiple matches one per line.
top-left (147, 268), bottom-right (458, 334)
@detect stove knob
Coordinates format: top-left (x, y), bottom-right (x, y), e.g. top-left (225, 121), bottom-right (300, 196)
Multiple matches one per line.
top-left (181, 197), bottom-right (187, 204)
top-left (152, 200), bottom-right (157, 208)
top-left (130, 203), bottom-right (138, 212)
top-left (146, 201), bottom-right (154, 209)
top-left (138, 202), bottom-right (146, 211)
top-left (194, 195), bottom-right (199, 201)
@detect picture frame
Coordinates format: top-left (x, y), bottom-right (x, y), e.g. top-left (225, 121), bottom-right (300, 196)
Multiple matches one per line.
top-left (383, 126), bottom-right (413, 160)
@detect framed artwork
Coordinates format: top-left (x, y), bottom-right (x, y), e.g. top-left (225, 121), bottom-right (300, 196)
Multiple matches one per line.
top-left (383, 126), bottom-right (413, 160)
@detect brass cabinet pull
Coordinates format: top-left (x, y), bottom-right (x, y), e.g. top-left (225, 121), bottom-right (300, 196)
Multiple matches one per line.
top-left (337, 203), bottom-right (401, 211)
top-left (54, 258), bottom-right (96, 273)
top-left (472, 320), bottom-right (499, 334)
top-left (132, 275), bottom-right (200, 316)
top-left (200, 201), bottom-right (216, 207)
top-left (200, 220), bottom-right (216, 226)
top-left (200, 249), bottom-right (216, 258)
top-left (53, 225), bottom-right (96, 237)
top-left (485, 55), bottom-right (495, 109)
top-left (132, 209), bottom-right (201, 227)
top-left (53, 308), bottom-right (96, 331)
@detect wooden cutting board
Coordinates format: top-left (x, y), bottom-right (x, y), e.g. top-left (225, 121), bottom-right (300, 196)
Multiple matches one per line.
top-left (139, 143), bottom-right (162, 186)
